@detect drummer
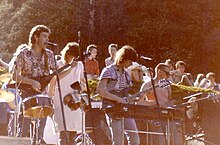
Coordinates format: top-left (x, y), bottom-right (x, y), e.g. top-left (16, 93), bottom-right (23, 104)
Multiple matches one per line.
top-left (0, 43), bottom-right (30, 137)
top-left (10, 25), bottom-right (56, 144)
top-left (0, 48), bottom-right (19, 136)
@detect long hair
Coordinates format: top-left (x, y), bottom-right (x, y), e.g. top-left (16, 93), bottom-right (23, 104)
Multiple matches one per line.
top-left (28, 25), bottom-right (51, 72)
top-left (114, 45), bottom-right (137, 65)
top-left (28, 25), bottom-right (51, 47)
top-left (60, 42), bottom-right (79, 63)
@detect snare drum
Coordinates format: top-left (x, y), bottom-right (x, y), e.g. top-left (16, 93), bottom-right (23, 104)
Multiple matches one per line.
top-left (22, 94), bottom-right (53, 119)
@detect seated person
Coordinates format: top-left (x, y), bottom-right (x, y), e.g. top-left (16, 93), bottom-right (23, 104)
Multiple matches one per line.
top-left (105, 43), bottom-right (118, 66)
top-left (171, 60), bottom-right (193, 86)
top-left (194, 73), bottom-right (205, 87)
top-left (84, 44), bottom-right (100, 79)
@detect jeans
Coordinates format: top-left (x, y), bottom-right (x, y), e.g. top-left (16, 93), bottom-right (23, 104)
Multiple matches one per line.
top-left (107, 116), bottom-right (140, 145)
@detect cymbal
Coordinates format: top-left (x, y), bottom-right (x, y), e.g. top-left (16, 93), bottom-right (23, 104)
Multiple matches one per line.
top-left (0, 89), bottom-right (15, 102)
top-left (0, 73), bottom-right (12, 83)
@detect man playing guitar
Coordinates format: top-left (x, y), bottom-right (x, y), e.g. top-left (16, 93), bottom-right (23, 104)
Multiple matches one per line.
top-left (97, 45), bottom-right (140, 145)
top-left (138, 63), bottom-right (182, 145)
top-left (11, 25), bottom-right (56, 144)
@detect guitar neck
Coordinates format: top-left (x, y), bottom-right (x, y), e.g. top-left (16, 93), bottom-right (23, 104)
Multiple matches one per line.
top-left (38, 63), bottom-right (71, 89)
top-left (127, 84), bottom-right (159, 102)
top-left (48, 63), bottom-right (71, 79)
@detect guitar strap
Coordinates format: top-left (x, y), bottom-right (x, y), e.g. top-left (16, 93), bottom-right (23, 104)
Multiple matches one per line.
top-left (102, 65), bottom-right (131, 108)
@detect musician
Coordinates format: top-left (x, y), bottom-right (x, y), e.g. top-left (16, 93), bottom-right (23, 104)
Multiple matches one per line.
top-left (84, 44), bottom-right (100, 79)
top-left (105, 43), bottom-right (118, 66)
top-left (49, 42), bottom-right (85, 145)
top-left (1, 44), bottom-right (26, 137)
top-left (11, 25), bottom-right (56, 144)
top-left (138, 63), bottom-right (182, 145)
top-left (97, 45), bottom-right (140, 145)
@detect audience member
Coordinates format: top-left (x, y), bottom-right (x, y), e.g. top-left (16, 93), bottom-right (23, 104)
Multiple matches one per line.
top-left (105, 43), bottom-right (118, 66)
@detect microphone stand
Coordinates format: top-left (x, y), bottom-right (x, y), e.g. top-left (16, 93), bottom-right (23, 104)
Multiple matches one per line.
top-left (77, 31), bottom-right (94, 144)
top-left (13, 61), bottom-right (19, 137)
top-left (51, 45), bottom-right (70, 145)
top-left (141, 60), bottom-right (168, 145)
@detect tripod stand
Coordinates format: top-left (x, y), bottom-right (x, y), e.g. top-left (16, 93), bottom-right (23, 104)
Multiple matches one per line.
top-left (75, 94), bottom-right (93, 145)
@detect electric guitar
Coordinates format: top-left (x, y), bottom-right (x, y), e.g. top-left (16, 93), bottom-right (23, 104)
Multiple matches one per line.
top-left (102, 79), bottom-right (171, 108)
top-left (7, 63), bottom-right (72, 97)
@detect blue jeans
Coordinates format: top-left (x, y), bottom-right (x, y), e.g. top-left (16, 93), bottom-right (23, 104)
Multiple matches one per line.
top-left (107, 116), bottom-right (140, 145)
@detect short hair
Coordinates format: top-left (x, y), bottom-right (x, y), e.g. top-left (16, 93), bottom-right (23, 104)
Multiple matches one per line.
top-left (115, 45), bottom-right (137, 65)
top-left (206, 72), bottom-right (215, 79)
top-left (175, 60), bottom-right (186, 69)
top-left (155, 63), bottom-right (171, 75)
top-left (86, 44), bottom-right (97, 54)
top-left (165, 59), bottom-right (173, 65)
top-left (28, 25), bottom-right (51, 47)
top-left (108, 43), bottom-right (118, 50)
top-left (196, 73), bottom-right (205, 83)
top-left (61, 42), bottom-right (79, 62)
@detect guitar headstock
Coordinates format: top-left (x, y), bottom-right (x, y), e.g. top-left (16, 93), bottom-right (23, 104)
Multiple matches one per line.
top-left (158, 79), bottom-right (171, 88)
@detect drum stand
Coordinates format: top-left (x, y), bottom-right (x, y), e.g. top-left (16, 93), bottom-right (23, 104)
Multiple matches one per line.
top-left (30, 108), bottom-right (44, 145)
top-left (12, 67), bottom-right (21, 137)
top-left (75, 97), bottom-right (93, 145)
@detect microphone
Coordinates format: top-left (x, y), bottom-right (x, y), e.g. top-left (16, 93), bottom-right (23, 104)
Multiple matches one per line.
top-left (46, 42), bottom-right (58, 47)
top-left (139, 55), bottom-right (152, 61)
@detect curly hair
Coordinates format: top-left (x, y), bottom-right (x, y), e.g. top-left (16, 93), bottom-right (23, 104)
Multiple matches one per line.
top-left (60, 42), bottom-right (79, 62)
top-left (28, 25), bottom-right (51, 47)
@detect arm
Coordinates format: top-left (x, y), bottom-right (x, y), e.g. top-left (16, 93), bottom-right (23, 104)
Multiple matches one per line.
top-left (0, 58), bottom-right (9, 68)
top-left (48, 76), bottom-right (56, 97)
top-left (13, 67), bottom-right (41, 92)
top-left (96, 78), bottom-right (126, 103)
top-left (199, 78), bottom-right (208, 88)
top-left (57, 61), bottom-right (77, 80)
top-left (136, 82), bottom-right (156, 106)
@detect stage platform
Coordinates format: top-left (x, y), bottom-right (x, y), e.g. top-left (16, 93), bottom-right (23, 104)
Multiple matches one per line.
top-left (0, 136), bottom-right (30, 145)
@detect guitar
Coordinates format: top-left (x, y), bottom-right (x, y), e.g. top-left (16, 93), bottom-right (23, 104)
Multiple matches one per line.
top-left (7, 63), bottom-right (71, 97)
top-left (173, 92), bottom-right (220, 108)
top-left (102, 79), bottom-right (171, 108)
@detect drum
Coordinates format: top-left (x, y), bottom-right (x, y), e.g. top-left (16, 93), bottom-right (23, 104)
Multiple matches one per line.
top-left (63, 91), bottom-right (89, 111)
top-left (22, 94), bottom-right (53, 119)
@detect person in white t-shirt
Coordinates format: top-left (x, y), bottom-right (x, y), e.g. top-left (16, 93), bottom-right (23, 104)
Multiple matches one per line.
top-left (49, 42), bottom-right (86, 145)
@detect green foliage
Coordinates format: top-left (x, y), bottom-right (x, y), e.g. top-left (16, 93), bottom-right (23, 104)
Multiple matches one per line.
top-left (0, 0), bottom-right (219, 80)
